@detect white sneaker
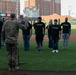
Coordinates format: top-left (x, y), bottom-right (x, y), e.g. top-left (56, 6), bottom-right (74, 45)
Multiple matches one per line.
top-left (56, 50), bottom-right (58, 53)
top-left (52, 50), bottom-right (55, 53)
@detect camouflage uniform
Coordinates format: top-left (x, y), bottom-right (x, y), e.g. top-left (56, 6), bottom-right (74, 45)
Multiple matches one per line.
top-left (2, 19), bottom-right (27, 69)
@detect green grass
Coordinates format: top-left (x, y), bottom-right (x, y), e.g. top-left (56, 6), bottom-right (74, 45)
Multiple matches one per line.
top-left (0, 40), bottom-right (76, 71)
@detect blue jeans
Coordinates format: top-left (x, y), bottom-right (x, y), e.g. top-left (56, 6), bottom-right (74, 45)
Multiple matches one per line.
top-left (23, 35), bottom-right (30, 51)
top-left (52, 37), bottom-right (59, 50)
top-left (62, 33), bottom-right (69, 48)
top-left (48, 35), bottom-right (53, 49)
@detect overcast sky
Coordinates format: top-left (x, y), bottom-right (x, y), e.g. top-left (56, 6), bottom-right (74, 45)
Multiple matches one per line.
top-left (20, 0), bottom-right (76, 16)
top-left (61, 0), bottom-right (76, 15)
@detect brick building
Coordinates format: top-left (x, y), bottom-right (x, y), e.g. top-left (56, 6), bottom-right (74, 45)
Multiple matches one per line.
top-left (0, 0), bottom-right (20, 17)
top-left (24, 0), bottom-right (61, 16)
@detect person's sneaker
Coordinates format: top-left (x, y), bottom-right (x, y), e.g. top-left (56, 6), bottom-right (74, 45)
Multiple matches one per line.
top-left (56, 50), bottom-right (58, 53)
top-left (52, 50), bottom-right (55, 53)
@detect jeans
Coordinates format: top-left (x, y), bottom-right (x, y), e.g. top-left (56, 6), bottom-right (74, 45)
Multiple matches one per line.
top-left (23, 35), bottom-right (30, 51)
top-left (62, 33), bottom-right (69, 48)
top-left (48, 35), bottom-right (53, 49)
top-left (52, 37), bottom-right (59, 50)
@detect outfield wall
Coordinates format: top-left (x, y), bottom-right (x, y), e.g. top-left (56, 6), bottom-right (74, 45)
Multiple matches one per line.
top-left (71, 25), bottom-right (76, 29)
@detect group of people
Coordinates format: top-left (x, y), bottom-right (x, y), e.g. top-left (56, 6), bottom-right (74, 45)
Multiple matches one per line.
top-left (33, 17), bottom-right (71, 53)
top-left (47, 18), bottom-right (71, 53)
top-left (0, 13), bottom-right (71, 71)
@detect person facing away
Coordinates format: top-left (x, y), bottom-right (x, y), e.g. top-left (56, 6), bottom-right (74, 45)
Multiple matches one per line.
top-left (61, 17), bottom-right (71, 49)
top-left (49, 19), bottom-right (61, 53)
top-left (47, 19), bottom-right (53, 49)
top-left (0, 18), bottom-right (3, 49)
top-left (19, 15), bottom-right (32, 51)
top-left (2, 13), bottom-right (28, 71)
top-left (33, 17), bottom-right (45, 52)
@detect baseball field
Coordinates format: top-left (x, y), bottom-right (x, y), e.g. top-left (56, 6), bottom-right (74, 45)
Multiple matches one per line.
top-left (0, 28), bottom-right (76, 75)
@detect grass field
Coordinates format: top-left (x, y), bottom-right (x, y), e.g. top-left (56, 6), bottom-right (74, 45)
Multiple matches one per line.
top-left (0, 40), bottom-right (76, 71)
top-left (0, 29), bottom-right (76, 71)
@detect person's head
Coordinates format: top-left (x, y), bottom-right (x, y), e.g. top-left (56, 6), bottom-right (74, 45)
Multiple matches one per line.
top-left (54, 19), bottom-right (57, 25)
top-left (65, 17), bottom-right (68, 22)
top-left (10, 13), bottom-right (16, 19)
top-left (38, 17), bottom-right (42, 22)
top-left (49, 19), bottom-right (52, 25)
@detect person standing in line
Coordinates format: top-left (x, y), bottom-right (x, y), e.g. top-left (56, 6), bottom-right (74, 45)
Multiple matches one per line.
top-left (19, 15), bottom-right (32, 51)
top-left (46, 19), bottom-right (53, 49)
top-left (50, 19), bottom-right (61, 53)
top-left (2, 13), bottom-right (28, 71)
top-left (61, 17), bottom-right (71, 49)
top-left (33, 17), bottom-right (45, 52)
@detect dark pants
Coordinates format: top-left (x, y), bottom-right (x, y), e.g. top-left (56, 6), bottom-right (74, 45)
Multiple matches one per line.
top-left (48, 35), bottom-right (53, 49)
top-left (52, 37), bottom-right (59, 50)
top-left (35, 35), bottom-right (44, 51)
top-left (6, 43), bottom-right (18, 68)
top-left (23, 35), bottom-right (30, 51)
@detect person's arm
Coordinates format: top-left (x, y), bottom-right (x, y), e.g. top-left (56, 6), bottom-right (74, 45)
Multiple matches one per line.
top-left (59, 31), bottom-right (61, 39)
top-left (60, 23), bottom-right (63, 34)
top-left (69, 23), bottom-right (71, 36)
top-left (30, 28), bottom-right (32, 37)
top-left (18, 21), bottom-right (28, 30)
top-left (43, 23), bottom-right (45, 36)
top-left (29, 22), bottom-right (32, 37)
top-left (59, 25), bottom-right (62, 39)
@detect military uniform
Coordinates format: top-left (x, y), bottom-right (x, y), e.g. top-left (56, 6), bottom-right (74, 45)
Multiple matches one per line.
top-left (2, 19), bottom-right (27, 70)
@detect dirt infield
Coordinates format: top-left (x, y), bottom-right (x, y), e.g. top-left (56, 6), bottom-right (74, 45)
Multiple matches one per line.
top-left (18, 33), bottom-right (76, 41)
top-left (0, 33), bottom-right (76, 75)
top-left (1, 71), bottom-right (76, 75)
